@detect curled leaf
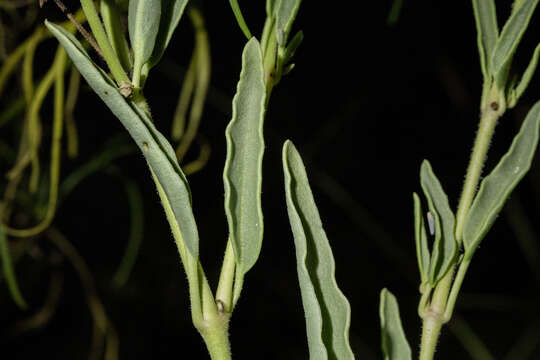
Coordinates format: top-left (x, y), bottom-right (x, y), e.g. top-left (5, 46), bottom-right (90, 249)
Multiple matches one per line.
top-left (283, 140), bottom-right (354, 360)
top-left (223, 38), bottom-right (266, 276)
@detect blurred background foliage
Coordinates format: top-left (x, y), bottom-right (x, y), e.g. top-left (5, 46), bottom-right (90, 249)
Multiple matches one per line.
top-left (1, 0), bottom-right (540, 359)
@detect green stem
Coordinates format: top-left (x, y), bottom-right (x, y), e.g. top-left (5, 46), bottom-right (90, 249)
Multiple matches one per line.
top-left (455, 91), bottom-right (504, 244)
top-left (216, 240), bottom-right (236, 312)
top-left (444, 260), bottom-right (471, 321)
top-left (79, 0), bottom-right (129, 84)
top-left (197, 314), bottom-right (232, 360)
top-left (419, 88), bottom-right (504, 360)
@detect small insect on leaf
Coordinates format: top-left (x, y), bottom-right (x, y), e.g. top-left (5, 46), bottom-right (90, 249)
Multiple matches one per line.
top-left (427, 211), bottom-right (435, 236)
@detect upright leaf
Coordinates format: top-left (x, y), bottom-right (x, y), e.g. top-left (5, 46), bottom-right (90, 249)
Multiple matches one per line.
top-left (464, 101), bottom-right (540, 259)
top-left (275, 0), bottom-right (302, 44)
top-left (228, 0), bottom-right (252, 40)
top-left (46, 21), bottom-right (199, 259)
top-left (471, 0), bottom-right (498, 78)
top-left (491, 0), bottom-right (539, 87)
top-left (283, 140), bottom-right (354, 360)
top-left (101, 0), bottom-right (132, 72)
top-left (420, 160), bottom-right (457, 285)
top-left (148, 0), bottom-right (190, 68)
top-left (379, 289), bottom-right (412, 360)
top-left (128, 0), bottom-right (161, 85)
top-left (413, 193), bottom-right (430, 285)
top-left (509, 42), bottom-right (540, 107)
top-left (223, 38), bottom-right (266, 276)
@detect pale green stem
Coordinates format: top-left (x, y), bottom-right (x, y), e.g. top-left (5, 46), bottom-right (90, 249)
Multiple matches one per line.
top-left (216, 240), bottom-right (236, 313)
top-left (79, 0), bottom-right (129, 84)
top-left (455, 98), bottom-right (503, 244)
top-left (444, 259), bottom-right (471, 321)
top-left (198, 315), bottom-right (232, 360)
top-left (419, 88), bottom-right (504, 360)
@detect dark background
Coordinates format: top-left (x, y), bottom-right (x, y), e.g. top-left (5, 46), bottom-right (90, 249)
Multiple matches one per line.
top-left (2, 0), bottom-right (540, 359)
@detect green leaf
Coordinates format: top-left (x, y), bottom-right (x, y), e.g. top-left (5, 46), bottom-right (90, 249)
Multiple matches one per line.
top-left (147, 0), bottom-right (190, 69)
top-left (420, 160), bottom-right (457, 285)
top-left (46, 20), bottom-right (199, 259)
top-left (379, 288), bottom-right (412, 360)
top-left (0, 227), bottom-right (27, 309)
top-left (471, 0), bottom-right (498, 78)
top-left (464, 101), bottom-right (540, 259)
top-left (491, 0), bottom-right (539, 88)
top-left (282, 30), bottom-right (303, 65)
top-left (223, 38), bottom-right (266, 276)
top-left (509, 42), bottom-right (540, 107)
top-left (228, 0), bottom-right (252, 40)
top-left (128, 0), bottom-right (161, 86)
top-left (282, 140), bottom-right (354, 360)
top-left (266, 0), bottom-right (277, 16)
top-left (101, 0), bottom-right (132, 72)
top-left (413, 193), bottom-right (430, 286)
top-left (274, 0), bottom-right (302, 45)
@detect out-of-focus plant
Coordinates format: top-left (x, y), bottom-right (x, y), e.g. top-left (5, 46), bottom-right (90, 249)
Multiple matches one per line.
top-left (0, 0), bottom-right (213, 357)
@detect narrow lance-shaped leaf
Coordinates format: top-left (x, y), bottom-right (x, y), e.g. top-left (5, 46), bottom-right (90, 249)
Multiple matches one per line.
top-left (509, 42), bottom-right (540, 107)
top-left (413, 193), bottom-right (430, 286)
top-left (420, 160), bottom-right (457, 285)
top-left (379, 288), bottom-right (412, 360)
top-left (464, 100), bottom-right (540, 259)
top-left (101, 0), bottom-right (132, 72)
top-left (228, 0), bottom-right (252, 40)
top-left (274, 0), bottom-right (302, 45)
top-left (283, 140), bottom-right (354, 360)
top-left (267, 0), bottom-right (277, 16)
top-left (128, 0), bottom-right (161, 86)
top-left (0, 227), bottom-right (27, 309)
top-left (147, 0), bottom-right (190, 68)
top-left (491, 0), bottom-right (539, 88)
top-left (46, 21), bottom-right (199, 259)
top-left (223, 38), bottom-right (266, 276)
top-left (283, 30), bottom-right (303, 65)
top-left (471, 0), bottom-right (498, 78)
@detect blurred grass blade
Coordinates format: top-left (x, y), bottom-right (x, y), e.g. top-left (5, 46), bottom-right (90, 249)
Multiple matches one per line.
top-left (379, 289), bottom-right (412, 360)
top-left (387, 0), bottom-right (404, 26)
top-left (46, 20), bottom-right (200, 259)
top-left (60, 137), bottom-right (134, 199)
top-left (0, 227), bottom-right (27, 309)
top-left (112, 175), bottom-right (144, 287)
top-left (413, 193), bottom-right (430, 285)
top-left (471, 0), bottom-right (498, 78)
top-left (101, 0), bottom-right (132, 72)
top-left (228, 0), bottom-right (252, 39)
top-left (420, 160), bottom-right (457, 285)
top-left (171, 49), bottom-right (197, 141)
top-left (128, 0), bottom-right (161, 87)
top-left (148, 0), bottom-right (190, 68)
top-left (223, 38), bottom-right (266, 278)
top-left (491, 0), bottom-right (539, 87)
top-left (275, 0), bottom-right (302, 44)
top-left (464, 101), bottom-right (540, 259)
top-left (282, 140), bottom-right (354, 360)
top-left (175, 8), bottom-right (211, 162)
top-left (509, 42), bottom-right (540, 107)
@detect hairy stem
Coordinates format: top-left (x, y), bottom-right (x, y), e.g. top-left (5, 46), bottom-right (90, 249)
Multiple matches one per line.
top-left (419, 88), bottom-right (504, 359)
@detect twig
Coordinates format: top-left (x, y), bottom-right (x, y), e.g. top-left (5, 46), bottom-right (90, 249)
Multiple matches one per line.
top-left (48, 0), bottom-right (104, 59)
